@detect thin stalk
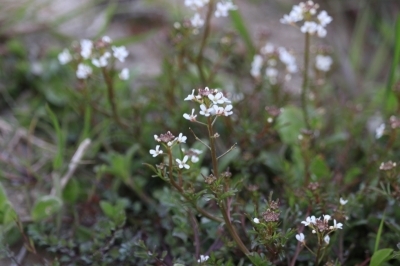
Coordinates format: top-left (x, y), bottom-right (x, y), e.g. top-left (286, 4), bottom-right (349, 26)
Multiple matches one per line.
top-left (206, 117), bottom-right (250, 255)
top-left (301, 33), bottom-right (311, 129)
top-left (101, 67), bottom-right (129, 130)
top-left (167, 148), bottom-right (223, 223)
top-left (196, 0), bottom-right (215, 85)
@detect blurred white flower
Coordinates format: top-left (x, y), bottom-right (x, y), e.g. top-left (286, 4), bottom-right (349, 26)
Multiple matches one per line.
top-left (250, 54), bottom-right (263, 78)
top-left (185, 0), bottom-right (209, 9)
top-left (190, 13), bottom-right (204, 28)
top-left (315, 55), bottom-right (333, 72)
top-left (330, 219), bottom-right (343, 230)
top-left (119, 68), bottom-right (129, 80)
top-left (253, 218), bottom-right (260, 224)
top-left (92, 52), bottom-right (111, 68)
top-left (199, 104), bottom-right (212, 116)
top-left (317, 10), bottom-right (332, 26)
top-left (112, 46), bottom-right (129, 62)
top-left (175, 133), bottom-right (187, 143)
top-left (324, 235), bottom-right (330, 244)
top-left (101, 36), bottom-right (112, 43)
top-left (58, 49), bottom-right (72, 65)
top-left (301, 216), bottom-right (316, 226)
top-left (149, 145), bottom-right (163, 157)
top-left (76, 63), bottom-right (92, 79)
top-left (375, 123), bottom-right (385, 139)
top-left (183, 108), bottom-right (197, 121)
top-left (80, 39), bottom-right (93, 59)
top-left (176, 155), bottom-right (190, 169)
top-left (296, 233), bottom-right (305, 243)
top-left (215, 1), bottom-right (237, 18)
top-left (197, 254), bottom-right (209, 263)
top-left (340, 197), bottom-right (348, 205)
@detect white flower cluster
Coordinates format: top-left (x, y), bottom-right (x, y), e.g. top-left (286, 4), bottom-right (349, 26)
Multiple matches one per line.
top-left (250, 43), bottom-right (298, 84)
top-left (197, 254), bottom-right (210, 263)
top-left (183, 87), bottom-right (233, 120)
top-left (58, 36), bottom-right (129, 80)
top-left (280, 1), bottom-right (332, 38)
top-left (150, 131), bottom-right (203, 169)
top-left (315, 54), bottom-right (333, 72)
top-left (296, 214), bottom-right (343, 245)
top-left (184, 0), bottom-right (237, 29)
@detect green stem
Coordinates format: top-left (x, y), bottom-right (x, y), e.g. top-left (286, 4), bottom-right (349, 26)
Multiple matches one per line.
top-left (301, 33), bottom-right (311, 129)
top-left (101, 67), bottom-right (129, 130)
top-left (206, 117), bottom-right (250, 255)
top-left (196, 0), bottom-right (215, 85)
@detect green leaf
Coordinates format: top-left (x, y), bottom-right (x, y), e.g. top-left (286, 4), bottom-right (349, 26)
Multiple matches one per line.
top-left (0, 182), bottom-right (8, 207)
top-left (310, 155), bottom-right (330, 179)
top-left (375, 213), bottom-right (386, 252)
top-left (276, 106), bottom-right (305, 145)
top-left (229, 9), bottom-right (255, 54)
top-left (384, 15), bottom-right (400, 113)
top-left (31, 196), bottom-right (63, 221)
top-left (45, 104), bottom-right (64, 171)
top-left (62, 179), bottom-right (80, 204)
top-left (370, 248), bottom-right (393, 266)
top-left (1, 202), bottom-right (17, 225)
top-left (100, 201), bottom-right (115, 219)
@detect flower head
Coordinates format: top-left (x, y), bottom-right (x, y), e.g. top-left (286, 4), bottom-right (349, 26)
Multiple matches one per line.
top-left (112, 46), bottom-right (129, 62)
top-left (215, 1), bottom-right (237, 18)
top-left (253, 218), bottom-right (260, 224)
top-left (176, 155), bottom-right (190, 169)
top-left (296, 233), bottom-right (305, 243)
top-left (190, 13), bottom-right (204, 28)
top-left (175, 133), bottom-right (187, 144)
top-left (119, 68), bottom-right (129, 80)
top-left (324, 234), bottom-right (330, 244)
top-left (301, 215), bottom-right (316, 226)
top-left (197, 254), bottom-right (209, 263)
top-left (183, 108), bottom-right (197, 121)
top-left (80, 39), bottom-right (93, 59)
top-left (315, 55), bottom-right (333, 72)
top-left (149, 145), bottom-right (163, 157)
top-left (330, 219), bottom-right (343, 230)
top-left (339, 197), bottom-right (348, 205)
top-left (76, 63), bottom-right (92, 79)
top-left (58, 49), bottom-right (72, 65)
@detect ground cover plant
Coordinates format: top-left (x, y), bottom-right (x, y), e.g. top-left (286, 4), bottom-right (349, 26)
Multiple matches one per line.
top-left (1, 0), bottom-right (400, 265)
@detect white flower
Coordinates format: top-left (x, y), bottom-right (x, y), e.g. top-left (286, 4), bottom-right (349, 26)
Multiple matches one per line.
top-left (375, 123), bottom-right (385, 139)
top-left (250, 54), bottom-right (263, 78)
top-left (315, 55), bottom-right (333, 72)
top-left (340, 197), bottom-right (348, 205)
top-left (76, 63), bottom-right (92, 79)
top-left (191, 155), bottom-right (199, 163)
top-left (183, 108), bottom-right (197, 121)
top-left (92, 52), bottom-right (111, 68)
top-left (176, 155), bottom-right (190, 169)
top-left (154, 135), bottom-right (161, 142)
top-left (317, 10), bottom-right (332, 27)
top-left (58, 49), bottom-right (72, 65)
top-left (199, 104), bottom-right (212, 116)
top-left (185, 0), bottom-right (209, 9)
top-left (301, 21), bottom-right (318, 35)
top-left (213, 105), bottom-right (224, 116)
top-left (266, 67), bottom-right (278, 81)
top-left (253, 218), bottom-right (260, 224)
top-left (330, 219), bottom-right (343, 230)
top-left (190, 13), bottom-right (204, 28)
top-left (301, 216), bottom-right (316, 226)
top-left (261, 43), bottom-right (274, 54)
top-left (80, 39), bottom-right (93, 59)
top-left (317, 25), bottom-right (327, 37)
top-left (119, 68), bottom-right (129, 80)
top-left (215, 1), bottom-right (237, 18)
top-left (208, 92), bottom-right (225, 105)
top-left (323, 214), bottom-right (331, 221)
top-left (112, 46), bottom-right (129, 62)
top-left (102, 36), bottom-right (112, 43)
top-left (175, 133), bottom-right (187, 143)
top-left (223, 104), bottom-right (233, 116)
top-left (295, 233), bottom-right (305, 243)
top-left (197, 254), bottom-right (209, 263)
top-left (280, 4), bottom-right (304, 24)
top-left (184, 89), bottom-right (196, 101)
top-left (149, 145), bottom-right (163, 157)
top-left (324, 235), bottom-right (330, 244)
